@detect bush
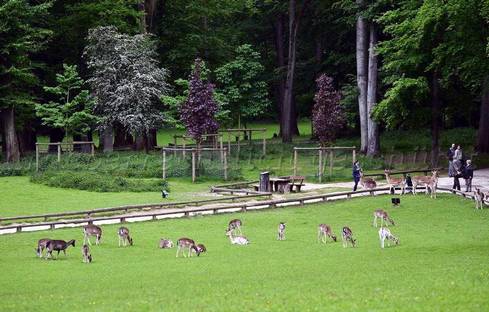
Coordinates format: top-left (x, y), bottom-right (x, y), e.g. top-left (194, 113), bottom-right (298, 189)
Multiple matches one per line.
top-left (30, 171), bottom-right (167, 192)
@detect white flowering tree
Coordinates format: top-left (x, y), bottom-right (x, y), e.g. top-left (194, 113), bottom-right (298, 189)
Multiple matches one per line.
top-left (84, 26), bottom-right (170, 151)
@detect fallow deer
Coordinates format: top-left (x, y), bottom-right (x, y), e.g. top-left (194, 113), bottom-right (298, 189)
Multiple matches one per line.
top-left (35, 238), bottom-right (51, 258)
top-left (373, 209), bottom-right (395, 227)
top-left (227, 219), bottom-right (243, 235)
top-left (159, 239), bottom-right (174, 249)
top-left (384, 169), bottom-right (406, 195)
top-left (83, 224), bottom-right (102, 246)
top-left (82, 244), bottom-right (92, 263)
top-left (176, 238), bottom-right (200, 257)
top-left (277, 222), bottom-right (286, 240)
top-left (317, 224), bottom-right (337, 243)
top-left (118, 227), bottom-right (133, 247)
top-left (342, 226), bottom-right (356, 248)
top-left (412, 170), bottom-right (438, 195)
top-left (45, 239), bottom-right (75, 259)
top-left (192, 244), bottom-right (206, 256)
top-left (475, 188), bottom-right (486, 209)
top-left (360, 172), bottom-right (377, 190)
top-left (378, 227), bottom-right (399, 248)
top-left (226, 229), bottom-right (249, 245)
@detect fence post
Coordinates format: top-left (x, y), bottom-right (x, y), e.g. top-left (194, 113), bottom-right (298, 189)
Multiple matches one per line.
top-left (352, 149), bottom-right (356, 164)
top-left (318, 149), bottom-right (323, 183)
top-left (162, 150), bottom-right (166, 179)
top-left (220, 135), bottom-right (224, 162)
top-left (329, 150), bottom-right (334, 176)
top-left (262, 137), bottom-right (266, 156)
top-left (57, 144), bottom-right (61, 162)
top-left (182, 141), bottom-right (186, 157)
top-left (192, 150), bottom-right (196, 183)
top-left (224, 149), bottom-right (228, 181)
top-left (91, 143), bottom-right (95, 156)
top-left (35, 144), bottom-right (39, 172)
top-left (293, 148), bottom-right (298, 176)
top-left (173, 136), bottom-right (177, 157)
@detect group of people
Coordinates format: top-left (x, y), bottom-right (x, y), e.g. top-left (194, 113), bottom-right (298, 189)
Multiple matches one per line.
top-left (447, 144), bottom-right (474, 192)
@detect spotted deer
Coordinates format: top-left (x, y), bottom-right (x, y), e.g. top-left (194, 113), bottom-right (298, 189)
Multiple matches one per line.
top-left (378, 227), bottom-right (399, 248)
top-left (474, 188), bottom-right (486, 209)
top-left (159, 239), bottom-right (174, 249)
top-left (45, 239), bottom-right (76, 259)
top-left (83, 224), bottom-right (102, 246)
top-left (227, 219), bottom-right (243, 235)
top-left (277, 222), bottom-right (286, 240)
top-left (118, 227), bottom-right (133, 247)
top-left (384, 170), bottom-right (406, 195)
top-left (176, 238), bottom-right (200, 257)
top-left (412, 170), bottom-right (438, 195)
top-left (192, 244), bottom-right (206, 256)
top-left (342, 226), bottom-right (356, 248)
top-left (317, 224), bottom-right (337, 243)
top-left (82, 244), bottom-right (92, 263)
top-left (373, 209), bottom-right (395, 227)
top-left (35, 238), bottom-right (51, 258)
top-left (226, 229), bottom-right (249, 245)
top-left (360, 172), bottom-right (377, 190)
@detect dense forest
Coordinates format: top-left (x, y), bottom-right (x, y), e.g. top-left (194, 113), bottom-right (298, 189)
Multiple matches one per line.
top-left (1, 0), bottom-right (488, 164)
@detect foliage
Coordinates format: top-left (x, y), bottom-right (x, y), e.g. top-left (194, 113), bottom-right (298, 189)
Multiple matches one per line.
top-left (215, 44), bottom-right (271, 125)
top-left (84, 26), bottom-right (170, 135)
top-left (312, 74), bottom-right (345, 145)
top-left (180, 58), bottom-right (219, 143)
top-left (35, 64), bottom-right (99, 136)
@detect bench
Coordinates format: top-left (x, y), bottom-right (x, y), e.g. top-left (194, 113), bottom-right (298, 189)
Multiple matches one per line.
top-left (280, 176), bottom-right (305, 192)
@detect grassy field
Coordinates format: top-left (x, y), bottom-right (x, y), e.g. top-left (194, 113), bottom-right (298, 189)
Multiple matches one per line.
top-left (1, 194), bottom-right (488, 311)
top-left (0, 177), bottom-right (215, 217)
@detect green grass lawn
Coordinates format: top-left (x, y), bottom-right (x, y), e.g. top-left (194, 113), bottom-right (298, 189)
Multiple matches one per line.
top-left (1, 194), bottom-right (488, 311)
top-left (0, 177), bottom-right (215, 217)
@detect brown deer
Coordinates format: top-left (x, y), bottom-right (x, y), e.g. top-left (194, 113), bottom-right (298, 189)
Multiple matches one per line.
top-left (118, 227), bottom-right (133, 247)
top-left (475, 188), bottom-right (486, 209)
top-left (45, 239), bottom-right (76, 259)
top-left (176, 238), bottom-right (200, 257)
top-left (192, 244), bottom-right (206, 256)
top-left (82, 244), bottom-right (92, 263)
top-left (35, 238), bottom-right (51, 258)
top-left (384, 170), bottom-right (406, 195)
top-left (317, 224), bottom-right (337, 243)
top-left (360, 172), bottom-right (377, 190)
top-left (227, 219), bottom-right (243, 235)
top-left (342, 226), bottom-right (356, 248)
top-left (277, 222), bottom-right (286, 241)
top-left (412, 170), bottom-right (438, 196)
top-left (426, 171), bottom-right (439, 199)
top-left (83, 224), bottom-right (102, 246)
top-left (373, 209), bottom-right (395, 227)
top-left (159, 239), bottom-right (174, 249)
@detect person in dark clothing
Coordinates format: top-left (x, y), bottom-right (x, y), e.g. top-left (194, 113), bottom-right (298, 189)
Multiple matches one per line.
top-left (447, 143), bottom-right (456, 177)
top-left (453, 160), bottom-right (462, 191)
top-left (463, 159), bottom-right (474, 192)
top-left (352, 160), bottom-right (361, 192)
top-left (405, 174), bottom-right (413, 194)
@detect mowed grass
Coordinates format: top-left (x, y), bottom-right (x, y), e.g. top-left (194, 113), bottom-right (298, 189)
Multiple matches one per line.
top-left (0, 177), bottom-right (215, 216)
top-left (1, 194), bottom-right (488, 311)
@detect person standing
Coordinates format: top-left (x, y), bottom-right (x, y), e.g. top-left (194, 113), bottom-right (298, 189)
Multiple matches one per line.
top-left (352, 160), bottom-right (361, 192)
top-left (453, 159), bottom-right (462, 191)
top-left (447, 143), bottom-right (456, 177)
top-left (454, 145), bottom-right (463, 162)
top-left (463, 159), bottom-right (474, 192)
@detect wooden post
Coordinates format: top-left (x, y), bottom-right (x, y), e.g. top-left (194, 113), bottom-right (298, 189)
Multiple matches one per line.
top-left (57, 144), bottom-right (61, 162)
top-left (293, 148), bottom-right (298, 176)
top-left (220, 135), bottom-right (224, 162)
top-left (329, 150), bottom-right (334, 176)
top-left (162, 150), bottom-right (166, 179)
top-left (182, 141), bottom-right (186, 157)
top-left (259, 171), bottom-right (270, 192)
top-left (237, 132), bottom-right (241, 154)
top-left (352, 149), bottom-right (356, 164)
top-left (318, 149), bottom-right (323, 183)
top-left (91, 143), bottom-right (95, 156)
top-left (173, 136), bottom-right (177, 157)
top-left (224, 149), bottom-right (228, 180)
top-left (227, 132), bottom-right (231, 155)
top-left (35, 144), bottom-right (39, 172)
top-left (191, 150), bottom-right (196, 183)
top-left (262, 137), bottom-right (266, 156)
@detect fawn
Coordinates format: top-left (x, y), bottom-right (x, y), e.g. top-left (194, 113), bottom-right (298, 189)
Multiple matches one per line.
top-left (277, 222), bottom-right (286, 240)
top-left (317, 224), bottom-right (337, 243)
top-left (373, 209), bottom-right (395, 227)
top-left (378, 227), bottom-right (399, 248)
top-left (118, 227), bottom-right (133, 247)
top-left (342, 227), bottom-right (356, 248)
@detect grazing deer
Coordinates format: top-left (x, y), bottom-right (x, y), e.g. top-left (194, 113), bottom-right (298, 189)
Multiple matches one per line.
top-left (373, 209), bottom-right (395, 227)
top-left (159, 239), bottom-right (174, 249)
top-left (82, 244), bottom-right (92, 263)
top-left (45, 239), bottom-right (75, 259)
top-left (277, 222), bottom-right (286, 240)
top-left (378, 227), bottom-right (399, 248)
top-left (118, 227), bottom-right (133, 247)
top-left (227, 219), bottom-right (243, 235)
top-left (83, 225), bottom-right (102, 246)
top-left (474, 188), bottom-right (486, 209)
top-left (317, 224), bottom-right (337, 243)
top-left (192, 244), bottom-right (206, 256)
top-left (342, 227), bottom-right (356, 248)
top-left (176, 238), bottom-right (200, 257)
top-left (360, 172), bottom-right (377, 190)
top-left (384, 170), bottom-right (406, 195)
top-left (35, 238), bottom-right (51, 258)
top-left (226, 229), bottom-right (249, 245)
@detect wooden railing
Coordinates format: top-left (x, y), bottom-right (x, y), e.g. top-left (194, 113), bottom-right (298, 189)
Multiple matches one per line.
top-left (363, 168), bottom-right (443, 179)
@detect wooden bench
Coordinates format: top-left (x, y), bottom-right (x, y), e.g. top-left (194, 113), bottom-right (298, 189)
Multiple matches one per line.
top-left (280, 176), bottom-right (305, 192)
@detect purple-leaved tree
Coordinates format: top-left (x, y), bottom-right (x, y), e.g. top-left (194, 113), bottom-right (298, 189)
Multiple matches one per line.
top-left (312, 74), bottom-right (345, 146)
top-left (180, 58), bottom-right (219, 145)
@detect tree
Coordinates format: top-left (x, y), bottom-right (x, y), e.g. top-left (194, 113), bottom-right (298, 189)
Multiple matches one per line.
top-left (312, 74), bottom-right (345, 146)
top-left (356, 0), bottom-right (369, 154)
top-left (84, 26), bottom-right (170, 151)
top-left (215, 44), bottom-right (271, 128)
top-left (35, 64), bottom-right (98, 141)
top-left (366, 23), bottom-right (380, 156)
top-left (0, 0), bottom-right (52, 162)
top-left (180, 58), bottom-right (219, 144)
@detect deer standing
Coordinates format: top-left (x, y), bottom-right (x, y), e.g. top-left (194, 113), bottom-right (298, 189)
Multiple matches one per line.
top-left (474, 188), bottom-right (486, 209)
top-left (360, 172), bottom-right (377, 190)
top-left (176, 238), bottom-right (200, 257)
top-left (82, 244), bottom-right (92, 263)
top-left (45, 239), bottom-right (76, 259)
top-left (83, 224), bottom-right (102, 246)
top-left (384, 170), bottom-right (406, 195)
top-left (342, 226), bottom-right (356, 248)
top-left (227, 219), bottom-right (243, 235)
top-left (159, 239), bottom-right (174, 249)
top-left (277, 222), bottom-right (286, 240)
top-left (226, 229), bottom-right (249, 245)
top-left (35, 238), bottom-right (51, 258)
top-left (317, 224), bottom-right (337, 243)
top-left (118, 227), bottom-right (133, 247)
top-left (412, 170), bottom-right (438, 195)
top-left (192, 244), bottom-right (206, 256)
top-left (378, 227), bottom-right (399, 248)
top-left (373, 209), bottom-right (395, 227)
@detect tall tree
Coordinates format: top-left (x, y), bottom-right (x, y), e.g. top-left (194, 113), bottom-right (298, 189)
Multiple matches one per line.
top-left (366, 23), bottom-right (380, 156)
top-left (356, 0), bottom-right (369, 153)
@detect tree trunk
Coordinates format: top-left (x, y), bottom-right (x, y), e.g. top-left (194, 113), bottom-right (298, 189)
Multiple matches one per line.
top-left (356, 0), bottom-right (369, 153)
top-left (48, 128), bottom-right (65, 153)
top-left (477, 76), bottom-right (489, 153)
top-left (114, 125), bottom-right (133, 148)
top-left (101, 126), bottom-right (114, 153)
top-left (366, 24), bottom-right (380, 156)
top-left (17, 122), bottom-right (36, 156)
top-left (0, 107), bottom-right (20, 162)
top-left (430, 71), bottom-right (442, 168)
top-left (274, 14), bottom-right (286, 133)
top-left (147, 129), bottom-right (157, 149)
top-left (134, 134), bottom-right (147, 151)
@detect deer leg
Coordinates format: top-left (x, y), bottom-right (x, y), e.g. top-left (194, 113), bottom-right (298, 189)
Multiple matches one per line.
top-left (373, 216), bottom-right (377, 227)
